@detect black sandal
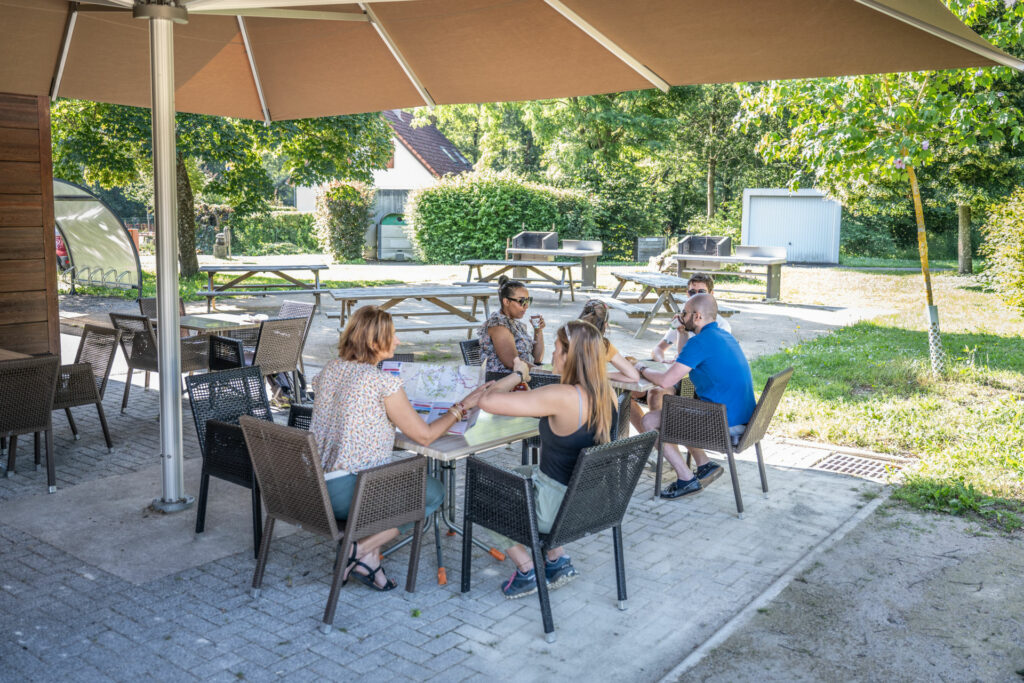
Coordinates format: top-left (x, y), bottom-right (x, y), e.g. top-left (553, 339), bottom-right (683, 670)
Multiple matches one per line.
top-left (349, 560), bottom-right (397, 592)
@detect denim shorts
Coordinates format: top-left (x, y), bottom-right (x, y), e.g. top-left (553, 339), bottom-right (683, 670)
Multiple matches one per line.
top-left (489, 465), bottom-right (568, 551)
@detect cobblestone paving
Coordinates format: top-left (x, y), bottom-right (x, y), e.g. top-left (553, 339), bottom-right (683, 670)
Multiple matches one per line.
top-left (0, 370), bottom-right (879, 681)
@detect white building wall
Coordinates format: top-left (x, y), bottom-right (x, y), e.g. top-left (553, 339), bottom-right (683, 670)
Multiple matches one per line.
top-left (741, 188), bottom-right (841, 264)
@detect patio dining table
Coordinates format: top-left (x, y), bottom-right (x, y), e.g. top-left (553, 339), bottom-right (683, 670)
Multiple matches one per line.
top-left (177, 313), bottom-right (263, 335)
top-left (394, 412), bottom-right (539, 584)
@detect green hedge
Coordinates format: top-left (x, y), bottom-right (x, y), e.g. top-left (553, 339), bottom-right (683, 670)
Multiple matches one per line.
top-left (315, 181), bottom-right (375, 262)
top-left (406, 171), bottom-right (599, 263)
top-left (227, 211), bottom-right (316, 255)
top-left (981, 188), bottom-right (1024, 314)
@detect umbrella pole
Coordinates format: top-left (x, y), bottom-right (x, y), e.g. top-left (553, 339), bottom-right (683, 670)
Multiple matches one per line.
top-left (141, 2), bottom-right (193, 513)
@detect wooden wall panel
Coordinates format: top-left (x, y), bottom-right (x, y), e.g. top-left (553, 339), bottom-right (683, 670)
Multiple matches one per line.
top-left (0, 227), bottom-right (44, 260)
top-left (0, 93), bottom-right (57, 357)
top-left (0, 194), bottom-right (42, 226)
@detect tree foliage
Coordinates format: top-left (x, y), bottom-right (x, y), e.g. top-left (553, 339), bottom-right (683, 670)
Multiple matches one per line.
top-left (314, 181), bottom-right (376, 262)
top-left (51, 100), bottom-right (392, 274)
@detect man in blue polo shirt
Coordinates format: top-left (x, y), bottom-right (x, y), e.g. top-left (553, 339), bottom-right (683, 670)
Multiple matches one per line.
top-left (635, 294), bottom-right (756, 499)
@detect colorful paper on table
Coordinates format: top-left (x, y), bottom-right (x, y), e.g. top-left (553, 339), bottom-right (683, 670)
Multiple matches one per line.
top-left (381, 362), bottom-right (485, 435)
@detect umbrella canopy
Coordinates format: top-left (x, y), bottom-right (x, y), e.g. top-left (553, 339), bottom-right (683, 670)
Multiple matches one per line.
top-left (1, 0), bottom-right (1018, 510)
top-left (1, 0), bottom-right (1020, 123)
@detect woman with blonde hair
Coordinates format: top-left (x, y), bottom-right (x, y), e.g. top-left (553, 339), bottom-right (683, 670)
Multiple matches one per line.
top-left (311, 305), bottom-right (488, 591)
top-left (577, 299), bottom-right (640, 384)
top-left (478, 319), bottom-right (616, 599)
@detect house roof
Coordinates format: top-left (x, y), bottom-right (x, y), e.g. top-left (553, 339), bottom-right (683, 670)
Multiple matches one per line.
top-left (383, 110), bottom-right (473, 178)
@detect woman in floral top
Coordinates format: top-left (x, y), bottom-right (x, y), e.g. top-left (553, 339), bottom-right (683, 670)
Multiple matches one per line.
top-left (311, 305), bottom-right (488, 591)
top-left (477, 276), bottom-right (545, 372)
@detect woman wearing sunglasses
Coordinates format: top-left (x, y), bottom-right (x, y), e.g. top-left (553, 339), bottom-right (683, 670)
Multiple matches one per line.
top-left (477, 275), bottom-right (545, 373)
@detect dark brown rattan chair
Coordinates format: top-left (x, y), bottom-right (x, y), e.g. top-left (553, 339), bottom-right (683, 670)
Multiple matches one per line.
top-left (138, 296), bottom-right (186, 318)
top-left (459, 339), bottom-right (482, 366)
top-left (109, 312), bottom-right (209, 413)
top-left (250, 316), bottom-right (307, 398)
top-left (186, 366), bottom-right (273, 557)
top-left (0, 356), bottom-right (60, 492)
top-left (655, 367), bottom-right (794, 516)
top-left (485, 370), bottom-right (562, 465)
top-left (239, 416), bottom-right (428, 633)
top-left (52, 325), bottom-right (121, 451)
top-left (461, 430), bottom-right (656, 642)
top-left (209, 335), bottom-right (245, 371)
top-left (287, 403), bottom-right (313, 431)
top-left (613, 389), bottom-right (632, 441)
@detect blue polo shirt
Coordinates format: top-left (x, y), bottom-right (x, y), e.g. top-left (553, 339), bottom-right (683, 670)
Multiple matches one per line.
top-left (675, 321), bottom-right (755, 427)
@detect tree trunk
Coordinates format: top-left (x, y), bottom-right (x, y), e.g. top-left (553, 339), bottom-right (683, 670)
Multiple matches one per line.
top-left (906, 163), bottom-right (945, 375)
top-left (957, 204), bottom-right (972, 275)
top-left (176, 151), bottom-right (199, 278)
top-left (706, 157), bottom-right (717, 219)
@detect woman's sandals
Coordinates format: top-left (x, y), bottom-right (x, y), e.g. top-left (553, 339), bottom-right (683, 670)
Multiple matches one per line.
top-left (342, 542), bottom-right (397, 592)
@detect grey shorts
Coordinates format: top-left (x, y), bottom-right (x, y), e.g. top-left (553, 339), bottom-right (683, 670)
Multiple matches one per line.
top-left (490, 465), bottom-right (567, 551)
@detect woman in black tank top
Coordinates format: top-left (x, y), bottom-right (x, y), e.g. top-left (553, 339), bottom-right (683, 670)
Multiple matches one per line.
top-left (479, 320), bottom-right (616, 599)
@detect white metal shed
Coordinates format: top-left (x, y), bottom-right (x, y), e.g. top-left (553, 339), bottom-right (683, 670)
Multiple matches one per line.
top-left (741, 189), bottom-right (841, 264)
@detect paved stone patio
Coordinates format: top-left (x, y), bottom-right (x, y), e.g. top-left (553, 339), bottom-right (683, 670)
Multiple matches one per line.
top-left (1, 337), bottom-right (882, 681)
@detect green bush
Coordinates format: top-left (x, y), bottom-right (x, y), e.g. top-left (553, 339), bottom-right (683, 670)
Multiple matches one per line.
top-left (315, 181), bottom-right (375, 262)
top-left (592, 175), bottom-right (667, 260)
top-left (406, 171), bottom-right (598, 263)
top-left (981, 188), bottom-right (1024, 314)
top-left (840, 214), bottom-right (898, 257)
top-left (683, 200), bottom-right (741, 245)
top-left (227, 211), bottom-right (316, 255)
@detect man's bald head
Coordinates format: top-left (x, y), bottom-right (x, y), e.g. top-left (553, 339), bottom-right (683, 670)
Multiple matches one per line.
top-left (685, 293), bottom-right (718, 322)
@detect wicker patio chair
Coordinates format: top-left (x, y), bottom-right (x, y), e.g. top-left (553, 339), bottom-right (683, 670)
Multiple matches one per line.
top-left (459, 339), bottom-right (482, 366)
top-left (287, 403), bottom-right (313, 431)
top-left (209, 335), bottom-right (245, 371)
top-left (185, 366), bottom-right (273, 557)
top-left (239, 416), bottom-right (428, 633)
top-left (138, 296), bottom-right (186, 318)
top-left (277, 300), bottom-right (316, 377)
top-left (613, 389), bottom-right (632, 441)
top-left (655, 367), bottom-right (794, 516)
top-left (0, 355), bottom-right (60, 492)
top-left (52, 325), bottom-right (121, 451)
top-left (250, 316), bottom-right (307, 399)
top-left (485, 370), bottom-right (562, 465)
top-left (109, 312), bottom-right (209, 413)
top-left (461, 430), bottom-right (656, 642)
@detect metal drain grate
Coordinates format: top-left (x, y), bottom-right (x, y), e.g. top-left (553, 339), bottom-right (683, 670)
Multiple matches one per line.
top-left (812, 453), bottom-right (898, 482)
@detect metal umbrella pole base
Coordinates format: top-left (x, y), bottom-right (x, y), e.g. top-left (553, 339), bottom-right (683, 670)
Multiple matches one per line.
top-left (151, 495), bottom-right (196, 514)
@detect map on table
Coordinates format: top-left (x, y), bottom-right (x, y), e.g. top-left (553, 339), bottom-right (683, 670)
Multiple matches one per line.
top-left (380, 362), bottom-right (485, 435)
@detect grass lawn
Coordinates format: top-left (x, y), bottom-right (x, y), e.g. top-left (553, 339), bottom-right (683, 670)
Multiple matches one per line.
top-left (746, 268), bottom-right (1024, 530)
top-left (837, 255), bottom-right (962, 269)
top-left (70, 271), bottom-right (402, 302)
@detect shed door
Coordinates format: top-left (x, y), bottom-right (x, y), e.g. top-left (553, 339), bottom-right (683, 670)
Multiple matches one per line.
top-left (747, 195), bottom-right (840, 263)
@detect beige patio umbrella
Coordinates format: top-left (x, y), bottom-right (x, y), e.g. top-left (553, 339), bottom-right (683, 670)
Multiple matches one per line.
top-left (0, 0), bottom-right (1017, 510)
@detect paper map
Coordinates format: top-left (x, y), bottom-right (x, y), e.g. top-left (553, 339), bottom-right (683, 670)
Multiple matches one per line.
top-left (380, 361), bottom-right (485, 435)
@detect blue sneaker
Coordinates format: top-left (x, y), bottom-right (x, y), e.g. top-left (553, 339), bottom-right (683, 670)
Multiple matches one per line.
top-left (501, 569), bottom-right (538, 600)
top-left (544, 556), bottom-right (578, 590)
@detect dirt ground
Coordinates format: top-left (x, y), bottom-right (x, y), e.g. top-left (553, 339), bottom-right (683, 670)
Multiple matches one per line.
top-left (679, 504), bottom-right (1024, 683)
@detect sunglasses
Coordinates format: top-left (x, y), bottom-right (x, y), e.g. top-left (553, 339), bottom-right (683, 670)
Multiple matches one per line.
top-left (507, 296), bottom-right (533, 306)
top-left (687, 289), bottom-right (709, 296)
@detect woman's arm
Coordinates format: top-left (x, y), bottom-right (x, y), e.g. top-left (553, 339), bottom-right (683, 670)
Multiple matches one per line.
top-left (487, 325), bottom-right (521, 369)
top-left (480, 382), bottom-right (565, 418)
top-left (384, 383), bottom-right (488, 446)
top-left (608, 352), bottom-right (640, 383)
top-left (532, 319), bottom-right (545, 364)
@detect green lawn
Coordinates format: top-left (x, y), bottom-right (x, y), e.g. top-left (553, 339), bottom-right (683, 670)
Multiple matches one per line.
top-left (837, 255), bottom-right (964, 269)
top-left (69, 271), bottom-right (402, 302)
top-left (750, 272), bottom-right (1024, 530)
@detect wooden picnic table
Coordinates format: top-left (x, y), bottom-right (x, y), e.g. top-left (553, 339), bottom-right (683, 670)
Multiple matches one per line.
top-left (329, 284), bottom-right (493, 338)
top-left (199, 263), bottom-right (327, 312)
top-left (602, 271), bottom-right (739, 338)
top-left (459, 259), bottom-right (578, 302)
top-left (672, 249), bottom-right (786, 301)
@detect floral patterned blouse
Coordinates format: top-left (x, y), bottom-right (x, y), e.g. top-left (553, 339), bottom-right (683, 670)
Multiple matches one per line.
top-left (310, 359), bottom-right (403, 475)
top-left (477, 310), bottom-right (534, 373)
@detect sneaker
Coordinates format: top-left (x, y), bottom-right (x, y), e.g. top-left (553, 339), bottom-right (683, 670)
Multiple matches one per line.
top-left (660, 477), bottom-right (702, 499)
top-left (544, 556), bottom-right (578, 590)
top-left (695, 462), bottom-right (723, 485)
top-left (501, 569), bottom-right (538, 600)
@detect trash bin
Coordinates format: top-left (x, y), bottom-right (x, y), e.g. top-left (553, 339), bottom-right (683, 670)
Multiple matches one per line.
top-left (377, 214), bottom-right (413, 261)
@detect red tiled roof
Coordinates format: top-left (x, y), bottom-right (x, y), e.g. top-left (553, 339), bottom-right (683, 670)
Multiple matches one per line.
top-left (382, 109), bottom-right (473, 178)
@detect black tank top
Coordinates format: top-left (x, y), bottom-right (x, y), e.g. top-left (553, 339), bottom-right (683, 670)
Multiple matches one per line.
top-left (538, 386), bottom-right (616, 486)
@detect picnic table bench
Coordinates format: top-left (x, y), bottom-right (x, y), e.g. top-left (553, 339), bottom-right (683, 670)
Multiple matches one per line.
top-left (329, 284), bottom-right (493, 338)
top-left (198, 264), bottom-right (328, 312)
top-left (458, 259), bottom-right (579, 302)
top-left (605, 271), bottom-right (739, 338)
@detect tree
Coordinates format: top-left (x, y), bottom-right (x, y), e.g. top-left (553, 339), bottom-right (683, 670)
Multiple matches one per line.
top-left (52, 100), bottom-right (392, 276)
top-left (738, 0), bottom-right (1024, 374)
